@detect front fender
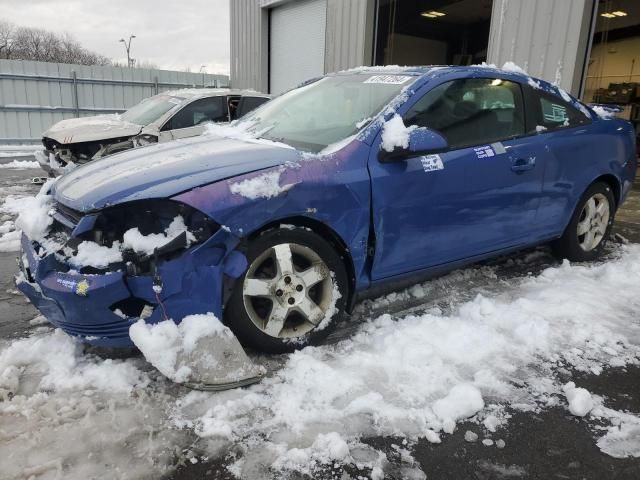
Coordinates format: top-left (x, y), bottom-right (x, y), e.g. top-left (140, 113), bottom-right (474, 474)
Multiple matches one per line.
top-left (173, 139), bottom-right (373, 290)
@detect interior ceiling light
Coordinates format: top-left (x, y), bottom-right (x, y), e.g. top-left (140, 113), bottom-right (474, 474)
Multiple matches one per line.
top-left (600, 12), bottom-right (616, 18)
top-left (421, 10), bottom-right (446, 18)
top-left (491, 79), bottom-right (503, 86)
top-left (612, 11), bottom-right (628, 16)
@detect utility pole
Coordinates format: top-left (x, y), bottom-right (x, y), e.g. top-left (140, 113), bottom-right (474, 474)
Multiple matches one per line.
top-left (119, 35), bottom-right (136, 68)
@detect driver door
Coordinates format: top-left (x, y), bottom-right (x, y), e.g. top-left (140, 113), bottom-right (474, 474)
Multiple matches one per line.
top-left (368, 77), bottom-right (545, 280)
top-left (159, 97), bottom-right (228, 142)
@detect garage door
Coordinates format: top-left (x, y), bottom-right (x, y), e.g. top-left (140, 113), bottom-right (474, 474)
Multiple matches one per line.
top-left (269, 0), bottom-right (327, 95)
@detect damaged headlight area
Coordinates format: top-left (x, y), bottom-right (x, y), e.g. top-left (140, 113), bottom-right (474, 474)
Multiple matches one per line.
top-left (42, 135), bottom-right (137, 167)
top-left (50, 199), bottom-right (220, 275)
top-left (132, 134), bottom-right (158, 147)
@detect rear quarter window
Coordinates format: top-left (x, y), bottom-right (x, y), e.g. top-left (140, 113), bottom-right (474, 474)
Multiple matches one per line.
top-left (534, 91), bottom-right (591, 132)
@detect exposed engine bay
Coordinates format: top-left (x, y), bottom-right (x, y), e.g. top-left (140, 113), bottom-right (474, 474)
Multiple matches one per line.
top-left (40, 134), bottom-right (156, 175)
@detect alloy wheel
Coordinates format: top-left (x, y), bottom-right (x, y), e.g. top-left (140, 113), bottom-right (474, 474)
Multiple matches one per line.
top-left (577, 193), bottom-right (610, 252)
top-left (242, 243), bottom-right (335, 338)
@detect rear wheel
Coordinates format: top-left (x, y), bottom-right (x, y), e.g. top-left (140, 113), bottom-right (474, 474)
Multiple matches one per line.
top-left (225, 227), bottom-right (348, 353)
top-left (552, 182), bottom-right (615, 262)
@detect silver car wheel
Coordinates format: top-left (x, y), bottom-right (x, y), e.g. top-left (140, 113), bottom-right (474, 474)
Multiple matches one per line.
top-left (577, 192), bottom-right (610, 252)
top-left (242, 243), bottom-right (334, 339)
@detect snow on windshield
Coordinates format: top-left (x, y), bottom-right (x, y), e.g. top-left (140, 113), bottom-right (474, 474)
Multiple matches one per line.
top-left (234, 74), bottom-right (417, 153)
top-left (3, 242), bottom-right (640, 478)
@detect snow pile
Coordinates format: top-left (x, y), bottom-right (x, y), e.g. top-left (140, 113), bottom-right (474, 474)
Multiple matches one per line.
top-left (380, 114), bottom-right (417, 152)
top-left (229, 170), bottom-right (295, 200)
top-left (0, 329), bottom-right (144, 397)
top-left (0, 330), bottom-right (186, 480)
top-left (129, 313), bottom-right (234, 383)
top-left (66, 215), bottom-right (194, 267)
top-left (169, 245), bottom-right (640, 477)
top-left (123, 215), bottom-right (195, 255)
top-left (0, 160), bottom-right (40, 169)
top-left (432, 384), bottom-right (485, 433)
top-left (562, 382), bottom-right (594, 417)
top-left (557, 87), bottom-right (574, 103)
top-left (272, 432), bottom-right (350, 475)
top-left (0, 228), bottom-right (21, 252)
top-left (592, 105), bottom-right (616, 119)
top-left (68, 240), bottom-right (123, 268)
top-left (501, 61), bottom-right (527, 75)
top-left (13, 180), bottom-right (55, 242)
top-left (595, 405), bottom-right (640, 458)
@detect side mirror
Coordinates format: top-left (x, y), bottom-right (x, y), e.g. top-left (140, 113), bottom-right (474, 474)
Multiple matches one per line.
top-left (379, 127), bottom-right (449, 163)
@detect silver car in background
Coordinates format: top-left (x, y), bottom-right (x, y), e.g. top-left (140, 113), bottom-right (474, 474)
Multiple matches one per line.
top-left (38, 89), bottom-right (271, 175)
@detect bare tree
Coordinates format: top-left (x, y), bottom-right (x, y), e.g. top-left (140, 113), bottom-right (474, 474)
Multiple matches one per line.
top-left (0, 20), bottom-right (15, 58)
top-left (0, 21), bottom-right (110, 65)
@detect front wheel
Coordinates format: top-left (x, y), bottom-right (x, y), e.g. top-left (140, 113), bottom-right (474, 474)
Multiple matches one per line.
top-left (552, 182), bottom-right (615, 262)
top-left (225, 227), bottom-right (349, 353)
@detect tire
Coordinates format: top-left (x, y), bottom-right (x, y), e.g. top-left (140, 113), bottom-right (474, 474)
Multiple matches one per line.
top-left (224, 227), bottom-right (349, 353)
top-left (552, 182), bottom-right (616, 262)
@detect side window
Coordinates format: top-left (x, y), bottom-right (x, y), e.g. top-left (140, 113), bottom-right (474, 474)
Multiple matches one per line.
top-left (534, 92), bottom-right (590, 131)
top-left (404, 78), bottom-right (525, 150)
top-left (166, 97), bottom-right (227, 130)
top-left (236, 96), bottom-right (270, 119)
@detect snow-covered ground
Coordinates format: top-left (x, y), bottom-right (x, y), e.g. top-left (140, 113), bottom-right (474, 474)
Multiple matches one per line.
top-left (1, 233), bottom-right (640, 478)
top-left (1, 165), bottom-right (639, 479)
top-left (0, 145), bottom-right (42, 159)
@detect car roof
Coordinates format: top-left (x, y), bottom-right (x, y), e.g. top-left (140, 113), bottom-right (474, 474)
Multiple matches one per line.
top-left (335, 64), bottom-right (546, 86)
top-left (162, 88), bottom-right (271, 99)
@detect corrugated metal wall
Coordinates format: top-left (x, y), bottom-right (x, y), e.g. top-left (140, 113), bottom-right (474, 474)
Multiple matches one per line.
top-left (230, 0), bottom-right (269, 92)
top-left (324, 0), bottom-right (375, 73)
top-left (230, 0), bottom-right (373, 92)
top-left (487, 0), bottom-right (596, 96)
top-left (0, 59), bottom-right (229, 144)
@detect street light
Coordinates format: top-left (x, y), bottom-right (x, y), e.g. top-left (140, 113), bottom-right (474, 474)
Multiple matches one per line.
top-left (200, 65), bottom-right (206, 87)
top-left (119, 35), bottom-right (136, 68)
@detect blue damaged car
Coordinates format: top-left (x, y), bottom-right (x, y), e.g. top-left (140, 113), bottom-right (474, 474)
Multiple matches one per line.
top-left (16, 66), bottom-right (637, 352)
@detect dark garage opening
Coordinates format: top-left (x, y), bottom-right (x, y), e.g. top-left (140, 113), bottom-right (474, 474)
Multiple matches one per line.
top-left (374, 0), bottom-right (494, 67)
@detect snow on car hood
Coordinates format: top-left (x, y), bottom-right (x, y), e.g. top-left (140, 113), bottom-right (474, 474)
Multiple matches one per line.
top-left (43, 114), bottom-right (142, 144)
top-left (52, 135), bottom-right (299, 211)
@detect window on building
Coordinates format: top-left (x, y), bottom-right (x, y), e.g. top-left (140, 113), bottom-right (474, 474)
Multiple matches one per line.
top-left (533, 91), bottom-right (591, 131)
top-left (163, 97), bottom-right (228, 130)
top-left (404, 78), bottom-right (525, 149)
top-left (374, 0), bottom-right (494, 67)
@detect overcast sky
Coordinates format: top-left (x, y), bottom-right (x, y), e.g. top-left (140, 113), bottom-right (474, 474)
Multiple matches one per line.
top-left (0, 0), bottom-right (230, 74)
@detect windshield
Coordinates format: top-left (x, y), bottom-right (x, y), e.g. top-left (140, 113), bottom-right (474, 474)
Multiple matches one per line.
top-left (236, 73), bottom-right (416, 152)
top-left (120, 95), bottom-right (183, 126)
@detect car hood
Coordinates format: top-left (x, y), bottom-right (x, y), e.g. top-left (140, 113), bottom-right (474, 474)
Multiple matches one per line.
top-left (52, 135), bottom-right (298, 212)
top-left (43, 114), bottom-right (142, 144)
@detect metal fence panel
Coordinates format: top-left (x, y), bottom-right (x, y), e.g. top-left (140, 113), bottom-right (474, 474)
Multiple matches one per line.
top-left (0, 59), bottom-right (229, 144)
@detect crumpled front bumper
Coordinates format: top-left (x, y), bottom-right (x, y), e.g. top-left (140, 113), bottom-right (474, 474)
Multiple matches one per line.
top-left (15, 232), bottom-right (247, 348)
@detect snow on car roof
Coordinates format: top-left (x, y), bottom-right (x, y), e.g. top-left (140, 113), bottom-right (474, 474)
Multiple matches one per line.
top-left (337, 63), bottom-right (540, 83)
top-left (163, 88), bottom-right (270, 99)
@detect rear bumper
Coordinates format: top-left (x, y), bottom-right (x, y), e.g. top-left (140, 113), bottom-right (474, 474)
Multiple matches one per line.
top-left (15, 232), bottom-right (247, 348)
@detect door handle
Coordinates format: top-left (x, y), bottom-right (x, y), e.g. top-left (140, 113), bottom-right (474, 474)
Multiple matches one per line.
top-left (511, 156), bottom-right (536, 173)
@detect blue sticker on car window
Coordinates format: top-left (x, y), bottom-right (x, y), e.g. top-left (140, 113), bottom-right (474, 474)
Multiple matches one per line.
top-left (421, 154), bottom-right (444, 172)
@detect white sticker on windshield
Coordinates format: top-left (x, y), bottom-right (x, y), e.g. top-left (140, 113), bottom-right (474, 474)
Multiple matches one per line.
top-left (364, 75), bottom-right (412, 85)
top-left (421, 154), bottom-right (444, 172)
